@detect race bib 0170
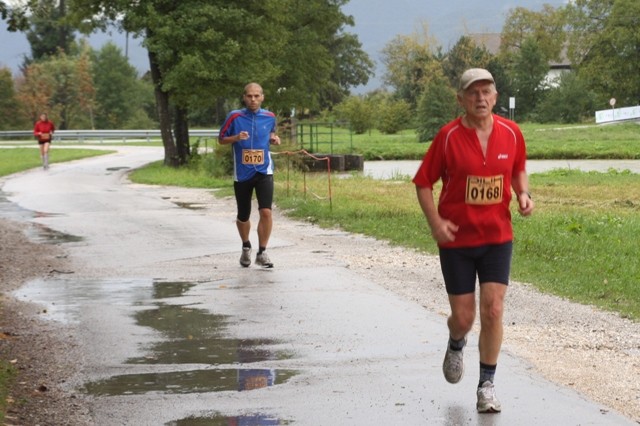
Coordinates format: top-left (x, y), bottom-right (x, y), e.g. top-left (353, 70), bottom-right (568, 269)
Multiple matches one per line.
top-left (465, 175), bottom-right (503, 205)
top-left (242, 149), bottom-right (265, 165)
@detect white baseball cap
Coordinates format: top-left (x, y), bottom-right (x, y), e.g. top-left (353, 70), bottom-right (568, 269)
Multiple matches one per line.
top-left (459, 68), bottom-right (495, 90)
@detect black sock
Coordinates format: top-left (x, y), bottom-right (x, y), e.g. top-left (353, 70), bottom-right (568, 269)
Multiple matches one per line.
top-left (258, 246), bottom-right (266, 255)
top-left (448, 336), bottom-right (466, 351)
top-left (242, 241), bottom-right (251, 249)
top-left (479, 362), bottom-right (497, 387)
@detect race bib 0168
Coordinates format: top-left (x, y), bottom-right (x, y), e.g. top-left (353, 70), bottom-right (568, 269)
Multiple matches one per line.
top-left (465, 175), bottom-right (503, 205)
top-left (242, 149), bottom-right (265, 165)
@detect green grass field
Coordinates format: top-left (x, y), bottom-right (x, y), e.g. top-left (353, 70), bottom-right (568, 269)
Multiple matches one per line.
top-left (0, 147), bottom-right (113, 177)
top-left (287, 122), bottom-right (640, 160)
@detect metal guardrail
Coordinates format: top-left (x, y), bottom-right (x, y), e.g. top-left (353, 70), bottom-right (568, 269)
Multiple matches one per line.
top-left (0, 129), bottom-right (220, 143)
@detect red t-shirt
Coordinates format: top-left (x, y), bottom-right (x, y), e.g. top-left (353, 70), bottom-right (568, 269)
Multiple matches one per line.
top-left (33, 120), bottom-right (55, 142)
top-left (413, 115), bottom-right (527, 248)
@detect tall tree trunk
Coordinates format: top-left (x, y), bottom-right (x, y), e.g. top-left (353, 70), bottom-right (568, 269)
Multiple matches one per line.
top-left (148, 49), bottom-right (178, 167)
top-left (174, 106), bottom-right (190, 165)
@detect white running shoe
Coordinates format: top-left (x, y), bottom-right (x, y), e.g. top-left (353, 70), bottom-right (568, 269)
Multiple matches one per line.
top-left (255, 252), bottom-right (274, 268)
top-left (477, 381), bottom-right (502, 413)
top-left (442, 339), bottom-right (465, 384)
top-left (239, 247), bottom-right (251, 267)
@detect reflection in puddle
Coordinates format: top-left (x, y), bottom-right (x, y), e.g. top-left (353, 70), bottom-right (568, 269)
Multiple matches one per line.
top-left (128, 303), bottom-right (292, 365)
top-left (167, 413), bottom-right (290, 425)
top-left (84, 368), bottom-right (298, 396)
top-left (24, 222), bottom-right (83, 244)
top-left (152, 281), bottom-right (197, 299)
top-left (17, 276), bottom-right (299, 413)
top-left (79, 280), bottom-right (298, 397)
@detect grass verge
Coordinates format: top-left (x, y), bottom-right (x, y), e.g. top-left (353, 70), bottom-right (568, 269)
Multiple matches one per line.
top-left (0, 360), bottom-right (16, 423)
top-left (0, 148), bottom-right (114, 177)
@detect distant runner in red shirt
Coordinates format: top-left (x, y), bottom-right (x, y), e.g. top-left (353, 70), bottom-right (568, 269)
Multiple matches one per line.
top-left (413, 68), bottom-right (534, 414)
top-left (33, 113), bottom-right (55, 170)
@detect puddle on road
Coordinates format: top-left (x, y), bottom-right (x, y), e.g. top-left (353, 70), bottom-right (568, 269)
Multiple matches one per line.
top-left (72, 279), bottom-right (299, 397)
top-left (17, 276), bottom-right (299, 411)
top-left (24, 222), bottom-right (83, 244)
top-left (0, 190), bottom-right (31, 221)
top-left (14, 278), bottom-right (157, 324)
top-left (128, 303), bottom-right (292, 365)
top-left (84, 368), bottom-right (298, 396)
top-left (0, 190), bottom-right (82, 244)
top-left (167, 413), bottom-right (291, 425)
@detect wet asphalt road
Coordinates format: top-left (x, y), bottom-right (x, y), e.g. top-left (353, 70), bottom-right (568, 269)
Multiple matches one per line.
top-left (2, 147), bottom-right (637, 425)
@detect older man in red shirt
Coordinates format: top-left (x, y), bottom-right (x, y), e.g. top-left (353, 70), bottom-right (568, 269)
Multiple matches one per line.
top-left (413, 68), bottom-right (534, 413)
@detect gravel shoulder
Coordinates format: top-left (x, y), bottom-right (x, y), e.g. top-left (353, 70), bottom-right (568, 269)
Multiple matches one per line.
top-left (0, 185), bottom-right (638, 424)
top-left (0, 219), bottom-right (91, 425)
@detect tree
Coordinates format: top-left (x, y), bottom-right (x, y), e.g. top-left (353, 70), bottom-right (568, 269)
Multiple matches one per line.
top-left (566, 0), bottom-right (640, 107)
top-left (0, 67), bottom-right (27, 129)
top-left (442, 36), bottom-right (493, 89)
top-left (1, 0), bottom-right (30, 31)
top-left (317, 31), bottom-right (374, 110)
top-left (92, 42), bottom-right (148, 129)
top-left (416, 73), bottom-right (458, 142)
top-left (26, 0), bottom-right (75, 62)
top-left (68, 0), bottom-right (372, 167)
top-left (75, 43), bottom-right (96, 128)
top-left (509, 36), bottom-right (550, 119)
top-left (534, 72), bottom-right (599, 123)
top-left (47, 51), bottom-right (90, 128)
top-left (380, 22), bottom-right (440, 109)
top-left (501, 5), bottom-right (567, 64)
top-left (16, 51), bottom-right (97, 129)
top-left (266, 1), bottom-right (373, 115)
top-left (15, 61), bottom-right (55, 124)
top-left (496, 5), bottom-right (570, 120)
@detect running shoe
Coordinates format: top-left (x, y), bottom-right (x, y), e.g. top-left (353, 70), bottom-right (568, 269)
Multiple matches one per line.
top-left (255, 252), bottom-right (274, 268)
top-left (442, 339), bottom-right (465, 384)
top-left (240, 247), bottom-right (251, 267)
top-left (476, 380), bottom-right (502, 413)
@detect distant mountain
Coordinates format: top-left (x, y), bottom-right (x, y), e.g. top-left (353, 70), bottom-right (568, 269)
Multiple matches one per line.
top-left (0, 0), bottom-right (566, 93)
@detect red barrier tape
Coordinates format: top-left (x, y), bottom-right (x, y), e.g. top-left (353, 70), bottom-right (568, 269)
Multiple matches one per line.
top-left (272, 149), bottom-right (332, 209)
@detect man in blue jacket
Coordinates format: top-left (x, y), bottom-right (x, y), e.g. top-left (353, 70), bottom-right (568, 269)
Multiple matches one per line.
top-left (219, 82), bottom-right (281, 268)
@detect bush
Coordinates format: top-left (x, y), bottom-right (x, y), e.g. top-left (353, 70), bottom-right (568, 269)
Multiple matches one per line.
top-left (334, 96), bottom-right (374, 134)
top-left (377, 99), bottom-right (412, 134)
top-left (416, 77), bottom-right (459, 142)
top-left (201, 143), bottom-right (234, 177)
top-left (534, 73), bottom-right (600, 123)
